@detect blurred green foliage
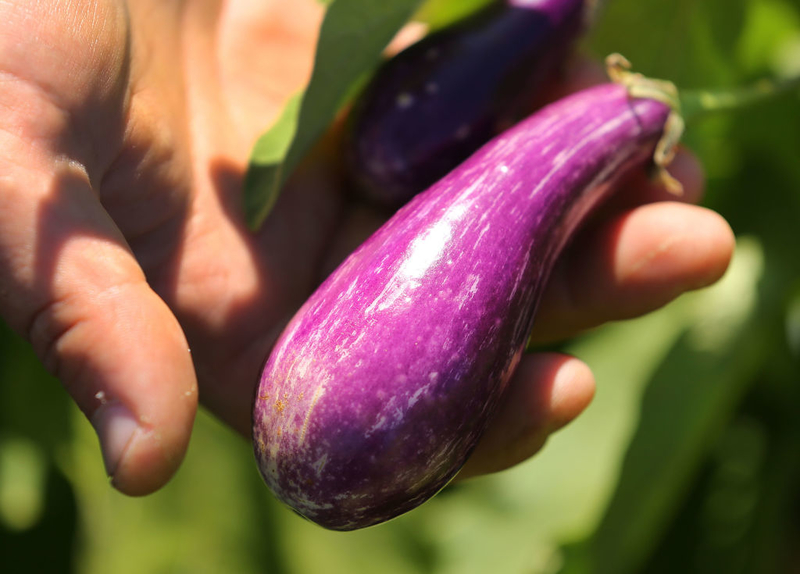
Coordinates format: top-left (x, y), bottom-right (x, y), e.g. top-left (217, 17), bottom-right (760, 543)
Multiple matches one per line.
top-left (2, 0), bottom-right (800, 572)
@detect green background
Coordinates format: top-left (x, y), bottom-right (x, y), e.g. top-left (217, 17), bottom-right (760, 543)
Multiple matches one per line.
top-left (2, 0), bottom-right (800, 572)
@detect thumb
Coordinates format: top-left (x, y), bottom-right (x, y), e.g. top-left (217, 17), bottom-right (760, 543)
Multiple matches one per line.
top-left (0, 132), bottom-right (197, 496)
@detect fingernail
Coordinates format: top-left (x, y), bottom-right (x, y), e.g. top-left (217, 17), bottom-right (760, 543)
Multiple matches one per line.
top-left (548, 358), bottom-right (595, 432)
top-left (91, 402), bottom-right (139, 478)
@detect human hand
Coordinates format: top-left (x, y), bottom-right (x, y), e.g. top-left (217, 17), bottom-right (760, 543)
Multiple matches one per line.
top-left (0, 0), bottom-right (734, 495)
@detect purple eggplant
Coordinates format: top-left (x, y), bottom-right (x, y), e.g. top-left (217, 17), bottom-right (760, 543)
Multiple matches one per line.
top-left (253, 82), bottom-right (674, 530)
top-left (345, 0), bottom-right (590, 208)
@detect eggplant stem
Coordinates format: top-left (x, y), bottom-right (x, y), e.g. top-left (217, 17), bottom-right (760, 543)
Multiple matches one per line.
top-left (606, 53), bottom-right (800, 195)
top-left (653, 112), bottom-right (685, 195)
top-left (605, 53), bottom-right (681, 109)
top-left (606, 53), bottom-right (684, 195)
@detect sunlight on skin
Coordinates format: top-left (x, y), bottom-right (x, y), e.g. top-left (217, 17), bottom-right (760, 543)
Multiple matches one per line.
top-left (217, 0), bottom-right (325, 145)
top-left (0, 0), bottom-right (734, 494)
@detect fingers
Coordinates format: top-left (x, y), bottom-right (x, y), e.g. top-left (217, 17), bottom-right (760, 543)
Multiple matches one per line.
top-left (459, 353), bottom-right (595, 478)
top-left (455, 155), bottom-right (722, 478)
top-left (458, 162), bottom-right (732, 477)
top-left (527, 143), bottom-right (733, 344)
top-left (531, 202), bottom-right (735, 343)
top-left (602, 148), bottom-right (706, 211)
top-left (0, 112), bottom-right (197, 495)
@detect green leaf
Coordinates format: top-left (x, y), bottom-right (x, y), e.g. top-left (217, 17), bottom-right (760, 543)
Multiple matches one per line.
top-left (589, 0), bottom-right (748, 87)
top-left (243, 94), bottom-right (303, 228)
top-left (0, 322), bottom-right (72, 455)
top-left (736, 0), bottom-right (800, 74)
top-left (0, 436), bottom-right (46, 532)
top-left (63, 409), bottom-right (290, 574)
top-left (244, 0), bottom-right (425, 230)
top-left (567, 240), bottom-right (771, 574)
top-left (413, 0), bottom-right (492, 30)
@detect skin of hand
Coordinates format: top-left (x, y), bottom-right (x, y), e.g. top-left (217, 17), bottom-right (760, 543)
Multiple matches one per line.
top-left (0, 0), bottom-right (735, 495)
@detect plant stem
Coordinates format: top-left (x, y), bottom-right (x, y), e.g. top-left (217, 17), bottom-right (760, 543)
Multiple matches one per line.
top-left (681, 75), bottom-right (800, 123)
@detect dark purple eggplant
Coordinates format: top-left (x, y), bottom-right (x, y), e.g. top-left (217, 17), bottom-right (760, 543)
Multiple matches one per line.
top-left (344, 0), bottom-right (591, 208)
top-left (253, 82), bottom-right (676, 531)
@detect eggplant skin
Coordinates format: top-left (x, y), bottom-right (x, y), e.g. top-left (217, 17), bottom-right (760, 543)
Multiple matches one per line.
top-left (345, 0), bottom-right (588, 208)
top-left (253, 84), bottom-right (671, 531)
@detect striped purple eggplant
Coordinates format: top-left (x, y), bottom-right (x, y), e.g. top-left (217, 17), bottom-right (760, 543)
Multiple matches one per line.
top-left (345, 0), bottom-right (591, 208)
top-left (253, 82), bottom-right (674, 530)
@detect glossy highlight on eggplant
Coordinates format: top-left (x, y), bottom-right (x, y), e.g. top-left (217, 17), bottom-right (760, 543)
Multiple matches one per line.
top-left (254, 83), bottom-right (672, 531)
top-left (345, 0), bottom-right (589, 208)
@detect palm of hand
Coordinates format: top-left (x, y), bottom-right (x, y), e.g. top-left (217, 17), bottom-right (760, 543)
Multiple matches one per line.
top-left (0, 0), bottom-right (733, 495)
top-left (0, 0), bottom-right (342, 490)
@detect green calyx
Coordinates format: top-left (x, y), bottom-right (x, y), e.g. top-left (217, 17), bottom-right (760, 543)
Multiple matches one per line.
top-left (606, 53), bottom-right (685, 195)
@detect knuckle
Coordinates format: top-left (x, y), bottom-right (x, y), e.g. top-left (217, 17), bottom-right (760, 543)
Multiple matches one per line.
top-left (25, 293), bottom-right (84, 383)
